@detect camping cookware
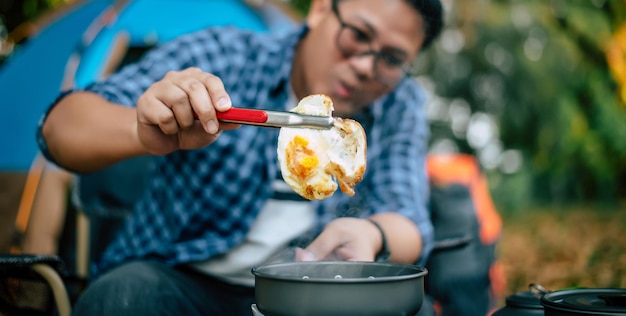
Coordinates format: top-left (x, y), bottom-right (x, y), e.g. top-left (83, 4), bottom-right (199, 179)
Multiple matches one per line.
top-left (492, 291), bottom-right (545, 316)
top-left (195, 108), bottom-right (335, 129)
top-left (541, 288), bottom-right (626, 316)
top-left (251, 261), bottom-right (428, 316)
top-left (492, 283), bottom-right (547, 316)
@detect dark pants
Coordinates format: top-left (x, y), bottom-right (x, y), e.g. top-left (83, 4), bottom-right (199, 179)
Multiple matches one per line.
top-left (72, 261), bottom-right (256, 316)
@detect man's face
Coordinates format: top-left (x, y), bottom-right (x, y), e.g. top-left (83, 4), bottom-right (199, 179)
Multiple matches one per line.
top-left (295, 0), bottom-right (425, 117)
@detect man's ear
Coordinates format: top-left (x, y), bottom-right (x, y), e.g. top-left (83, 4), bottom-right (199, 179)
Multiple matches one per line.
top-left (306, 0), bottom-right (333, 28)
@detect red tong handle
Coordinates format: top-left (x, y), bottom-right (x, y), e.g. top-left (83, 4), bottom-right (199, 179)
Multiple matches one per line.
top-left (194, 108), bottom-right (269, 124)
top-left (216, 108), bottom-right (268, 123)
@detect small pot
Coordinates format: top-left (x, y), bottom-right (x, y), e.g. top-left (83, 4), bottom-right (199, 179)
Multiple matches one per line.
top-left (252, 261), bottom-right (428, 316)
top-left (492, 290), bottom-right (545, 316)
top-left (541, 288), bottom-right (626, 316)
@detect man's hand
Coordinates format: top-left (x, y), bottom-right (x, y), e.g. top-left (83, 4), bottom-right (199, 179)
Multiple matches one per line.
top-left (296, 217), bottom-right (382, 262)
top-left (136, 67), bottom-right (240, 155)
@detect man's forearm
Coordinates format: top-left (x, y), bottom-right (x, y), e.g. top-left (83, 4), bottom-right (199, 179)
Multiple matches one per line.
top-left (42, 91), bottom-right (146, 172)
top-left (368, 212), bottom-right (423, 264)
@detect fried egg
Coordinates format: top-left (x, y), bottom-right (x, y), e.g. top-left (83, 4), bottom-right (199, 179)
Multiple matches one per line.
top-left (277, 94), bottom-right (367, 200)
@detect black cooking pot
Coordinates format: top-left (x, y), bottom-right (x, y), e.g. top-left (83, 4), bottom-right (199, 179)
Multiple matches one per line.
top-left (492, 283), bottom-right (548, 316)
top-left (252, 261), bottom-right (428, 316)
top-left (541, 288), bottom-right (626, 315)
top-left (492, 290), bottom-right (545, 316)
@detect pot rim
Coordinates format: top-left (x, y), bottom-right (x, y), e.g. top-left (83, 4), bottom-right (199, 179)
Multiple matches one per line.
top-left (541, 288), bottom-right (626, 314)
top-left (251, 260), bottom-right (428, 283)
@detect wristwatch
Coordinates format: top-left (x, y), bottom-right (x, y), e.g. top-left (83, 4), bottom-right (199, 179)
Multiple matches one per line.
top-left (366, 219), bottom-right (391, 262)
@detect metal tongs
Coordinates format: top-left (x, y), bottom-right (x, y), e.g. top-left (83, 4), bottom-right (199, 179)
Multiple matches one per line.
top-left (210, 108), bottom-right (335, 129)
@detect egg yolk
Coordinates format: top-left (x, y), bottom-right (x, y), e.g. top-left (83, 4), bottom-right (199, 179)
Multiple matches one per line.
top-left (286, 135), bottom-right (320, 179)
top-left (294, 135), bottom-right (309, 146)
top-left (299, 155), bottom-right (319, 169)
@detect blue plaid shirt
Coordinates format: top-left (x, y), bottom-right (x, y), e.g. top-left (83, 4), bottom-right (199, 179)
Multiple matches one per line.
top-left (38, 25), bottom-right (433, 276)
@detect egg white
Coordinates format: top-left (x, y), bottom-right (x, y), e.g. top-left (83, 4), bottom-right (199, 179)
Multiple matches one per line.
top-left (277, 94), bottom-right (367, 200)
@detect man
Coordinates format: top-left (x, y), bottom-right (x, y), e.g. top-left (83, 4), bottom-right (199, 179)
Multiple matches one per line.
top-left (37, 0), bottom-right (443, 314)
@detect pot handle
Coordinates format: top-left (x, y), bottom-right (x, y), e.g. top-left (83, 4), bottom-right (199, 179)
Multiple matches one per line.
top-left (529, 283), bottom-right (550, 298)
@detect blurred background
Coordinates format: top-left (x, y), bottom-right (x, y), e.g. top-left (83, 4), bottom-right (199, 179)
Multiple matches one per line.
top-left (1, 0), bottom-right (625, 297)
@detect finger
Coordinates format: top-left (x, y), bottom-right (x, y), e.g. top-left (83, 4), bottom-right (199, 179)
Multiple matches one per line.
top-left (189, 73), bottom-right (230, 134)
top-left (219, 122), bottom-right (241, 131)
top-left (180, 68), bottom-right (217, 133)
top-left (138, 88), bottom-right (181, 136)
top-left (151, 80), bottom-right (193, 135)
top-left (181, 120), bottom-right (224, 146)
top-left (200, 73), bottom-right (231, 112)
top-left (295, 247), bottom-right (317, 261)
top-left (334, 246), bottom-right (371, 262)
top-left (304, 230), bottom-right (342, 261)
top-left (155, 70), bottom-right (195, 130)
top-left (173, 76), bottom-right (211, 130)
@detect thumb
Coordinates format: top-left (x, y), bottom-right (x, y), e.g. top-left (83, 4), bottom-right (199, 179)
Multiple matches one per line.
top-left (295, 247), bottom-right (317, 261)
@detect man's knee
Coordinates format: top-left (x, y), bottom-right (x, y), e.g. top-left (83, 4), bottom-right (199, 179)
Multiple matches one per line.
top-left (73, 261), bottom-right (175, 315)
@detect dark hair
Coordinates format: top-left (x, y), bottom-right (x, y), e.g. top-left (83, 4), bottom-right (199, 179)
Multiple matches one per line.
top-left (405, 0), bottom-right (444, 50)
top-left (333, 0), bottom-right (444, 50)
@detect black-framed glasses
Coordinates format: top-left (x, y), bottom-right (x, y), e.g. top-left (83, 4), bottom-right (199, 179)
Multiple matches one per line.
top-left (332, 0), bottom-right (413, 87)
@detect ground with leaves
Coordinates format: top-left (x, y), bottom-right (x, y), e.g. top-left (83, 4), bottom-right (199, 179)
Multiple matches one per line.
top-left (499, 205), bottom-right (626, 296)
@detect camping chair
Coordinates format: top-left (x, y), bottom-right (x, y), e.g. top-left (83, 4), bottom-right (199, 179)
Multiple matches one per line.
top-left (4, 153), bottom-right (148, 316)
top-left (0, 254), bottom-right (71, 316)
top-left (2, 156), bottom-right (73, 316)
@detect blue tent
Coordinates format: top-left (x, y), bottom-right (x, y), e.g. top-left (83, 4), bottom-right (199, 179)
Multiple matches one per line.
top-left (0, 0), bottom-right (297, 171)
top-left (0, 0), bottom-right (111, 171)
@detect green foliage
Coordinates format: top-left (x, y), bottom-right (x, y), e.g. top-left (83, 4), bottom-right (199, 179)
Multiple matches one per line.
top-left (417, 0), bottom-right (626, 210)
top-left (288, 0), bottom-right (312, 16)
top-left (21, 0), bottom-right (59, 22)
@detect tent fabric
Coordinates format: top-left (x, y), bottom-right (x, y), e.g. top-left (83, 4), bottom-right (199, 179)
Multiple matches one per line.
top-left (0, 0), bottom-right (113, 171)
top-left (0, 0), bottom-right (297, 171)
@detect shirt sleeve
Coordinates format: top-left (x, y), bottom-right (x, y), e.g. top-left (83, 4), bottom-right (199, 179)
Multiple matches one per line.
top-left (35, 27), bottom-right (242, 167)
top-left (36, 90), bottom-right (77, 170)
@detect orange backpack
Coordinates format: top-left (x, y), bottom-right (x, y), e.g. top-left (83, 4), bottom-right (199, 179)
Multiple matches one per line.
top-left (425, 154), bottom-right (506, 316)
